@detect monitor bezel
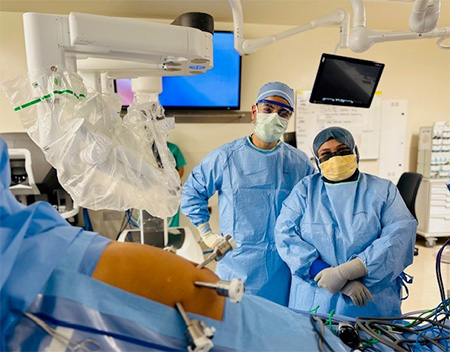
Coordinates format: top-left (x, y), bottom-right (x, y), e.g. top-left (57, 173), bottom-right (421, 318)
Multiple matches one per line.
top-left (309, 53), bottom-right (385, 109)
top-left (116, 30), bottom-right (242, 111)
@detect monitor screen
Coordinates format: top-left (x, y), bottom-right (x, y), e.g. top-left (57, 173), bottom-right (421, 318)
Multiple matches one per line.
top-left (309, 54), bottom-right (384, 108)
top-left (115, 31), bottom-right (241, 110)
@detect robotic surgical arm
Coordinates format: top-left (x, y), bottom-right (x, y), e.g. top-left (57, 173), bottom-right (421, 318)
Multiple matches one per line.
top-left (1, 12), bottom-right (215, 218)
top-left (23, 12), bottom-right (213, 76)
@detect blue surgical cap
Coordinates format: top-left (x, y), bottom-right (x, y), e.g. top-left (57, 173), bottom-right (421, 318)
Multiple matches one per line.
top-left (255, 82), bottom-right (295, 107)
top-left (313, 127), bottom-right (356, 157)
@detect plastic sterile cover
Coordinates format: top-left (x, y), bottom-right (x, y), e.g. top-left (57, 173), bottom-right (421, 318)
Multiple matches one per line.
top-left (0, 67), bottom-right (181, 218)
top-left (7, 268), bottom-right (350, 352)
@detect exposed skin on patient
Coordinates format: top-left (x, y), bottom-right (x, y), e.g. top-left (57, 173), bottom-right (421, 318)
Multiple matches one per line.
top-left (92, 241), bottom-right (225, 321)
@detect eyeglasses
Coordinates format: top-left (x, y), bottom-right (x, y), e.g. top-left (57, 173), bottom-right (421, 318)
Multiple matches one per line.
top-left (257, 99), bottom-right (294, 119)
top-left (318, 147), bottom-right (353, 163)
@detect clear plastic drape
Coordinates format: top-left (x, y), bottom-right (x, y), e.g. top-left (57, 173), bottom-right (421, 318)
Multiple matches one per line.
top-left (1, 67), bottom-right (181, 218)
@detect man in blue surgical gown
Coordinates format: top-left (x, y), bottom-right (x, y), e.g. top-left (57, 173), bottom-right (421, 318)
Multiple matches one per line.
top-left (181, 82), bottom-right (316, 306)
top-left (275, 126), bottom-right (417, 317)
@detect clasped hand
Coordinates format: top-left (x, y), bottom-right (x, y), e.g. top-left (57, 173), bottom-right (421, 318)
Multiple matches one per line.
top-left (314, 258), bottom-right (372, 306)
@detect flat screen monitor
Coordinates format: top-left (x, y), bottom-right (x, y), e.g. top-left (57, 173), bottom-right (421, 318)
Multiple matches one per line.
top-left (310, 53), bottom-right (384, 108)
top-left (115, 31), bottom-right (241, 110)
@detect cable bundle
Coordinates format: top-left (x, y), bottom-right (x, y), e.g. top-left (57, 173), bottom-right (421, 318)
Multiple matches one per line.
top-left (309, 237), bottom-right (450, 351)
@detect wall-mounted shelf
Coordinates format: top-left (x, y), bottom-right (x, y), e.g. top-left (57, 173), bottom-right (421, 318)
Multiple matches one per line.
top-left (167, 110), bottom-right (252, 124)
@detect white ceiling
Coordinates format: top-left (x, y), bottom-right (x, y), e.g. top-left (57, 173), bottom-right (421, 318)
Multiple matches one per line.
top-left (0, 0), bottom-right (448, 30)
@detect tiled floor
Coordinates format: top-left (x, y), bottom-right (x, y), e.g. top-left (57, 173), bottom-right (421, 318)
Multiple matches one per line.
top-left (401, 237), bottom-right (448, 314)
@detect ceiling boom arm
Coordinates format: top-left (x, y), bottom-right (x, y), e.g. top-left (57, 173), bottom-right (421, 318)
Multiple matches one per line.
top-left (228, 0), bottom-right (349, 55)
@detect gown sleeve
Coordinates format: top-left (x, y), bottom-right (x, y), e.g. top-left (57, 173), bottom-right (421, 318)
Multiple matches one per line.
top-left (355, 182), bottom-right (417, 287)
top-left (181, 148), bottom-right (226, 226)
top-left (275, 179), bottom-right (320, 280)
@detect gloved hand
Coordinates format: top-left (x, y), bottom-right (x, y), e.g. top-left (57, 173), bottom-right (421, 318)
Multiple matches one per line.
top-left (314, 267), bottom-right (348, 294)
top-left (336, 258), bottom-right (367, 281)
top-left (341, 280), bottom-right (373, 307)
top-left (314, 258), bottom-right (367, 295)
top-left (197, 222), bottom-right (222, 248)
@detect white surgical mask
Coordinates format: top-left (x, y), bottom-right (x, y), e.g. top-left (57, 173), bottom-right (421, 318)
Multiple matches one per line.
top-left (254, 112), bottom-right (289, 143)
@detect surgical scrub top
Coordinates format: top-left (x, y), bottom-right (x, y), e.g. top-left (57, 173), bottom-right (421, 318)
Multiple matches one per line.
top-left (181, 136), bottom-right (315, 306)
top-left (0, 137), bottom-right (110, 349)
top-left (167, 141), bottom-right (186, 171)
top-left (275, 172), bottom-right (417, 317)
top-left (167, 141), bottom-right (186, 227)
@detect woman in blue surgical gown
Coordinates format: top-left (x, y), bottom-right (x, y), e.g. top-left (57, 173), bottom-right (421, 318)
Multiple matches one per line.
top-left (275, 127), bottom-right (417, 318)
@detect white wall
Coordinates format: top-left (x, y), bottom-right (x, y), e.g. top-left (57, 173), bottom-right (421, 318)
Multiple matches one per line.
top-left (0, 12), bottom-right (28, 132)
top-left (170, 22), bottom-right (450, 230)
top-left (1, 11), bottom-right (449, 232)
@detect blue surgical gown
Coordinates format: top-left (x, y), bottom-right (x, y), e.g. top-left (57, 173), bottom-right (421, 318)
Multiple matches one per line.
top-left (0, 137), bottom-right (110, 349)
top-left (181, 136), bottom-right (315, 306)
top-left (275, 173), bottom-right (417, 317)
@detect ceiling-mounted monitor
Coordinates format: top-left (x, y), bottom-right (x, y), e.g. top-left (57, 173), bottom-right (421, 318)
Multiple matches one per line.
top-left (116, 31), bottom-right (241, 110)
top-left (310, 53), bottom-right (384, 109)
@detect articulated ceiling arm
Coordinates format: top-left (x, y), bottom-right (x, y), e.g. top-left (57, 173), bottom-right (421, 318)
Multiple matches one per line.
top-left (228, 0), bottom-right (349, 55)
top-left (409, 0), bottom-right (440, 33)
top-left (349, 0), bottom-right (449, 52)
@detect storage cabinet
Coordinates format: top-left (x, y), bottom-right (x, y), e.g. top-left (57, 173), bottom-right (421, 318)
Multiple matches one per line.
top-left (416, 178), bottom-right (450, 247)
top-left (417, 122), bottom-right (450, 179)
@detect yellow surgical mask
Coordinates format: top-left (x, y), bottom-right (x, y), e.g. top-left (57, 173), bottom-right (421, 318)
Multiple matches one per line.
top-left (319, 154), bottom-right (358, 182)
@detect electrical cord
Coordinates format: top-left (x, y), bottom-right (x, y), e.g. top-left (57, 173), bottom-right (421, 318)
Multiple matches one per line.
top-left (308, 305), bottom-right (320, 314)
top-left (436, 36), bottom-right (450, 50)
top-left (24, 312), bottom-right (100, 352)
top-left (126, 209), bottom-right (139, 228)
top-left (308, 296), bottom-right (449, 351)
top-left (115, 212), bottom-right (128, 240)
top-left (310, 315), bottom-right (335, 352)
top-left (312, 316), bottom-right (325, 352)
top-left (325, 309), bottom-right (337, 335)
top-left (361, 345), bottom-right (382, 352)
top-left (309, 304), bottom-right (448, 351)
top-left (369, 323), bottom-right (397, 343)
top-left (395, 336), bottom-right (450, 350)
top-left (352, 228), bottom-right (450, 351)
top-left (355, 315), bottom-right (450, 352)
top-left (83, 208), bottom-right (93, 231)
top-left (356, 320), bottom-right (406, 352)
top-left (362, 317), bottom-right (450, 332)
top-left (436, 237), bottom-right (450, 302)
